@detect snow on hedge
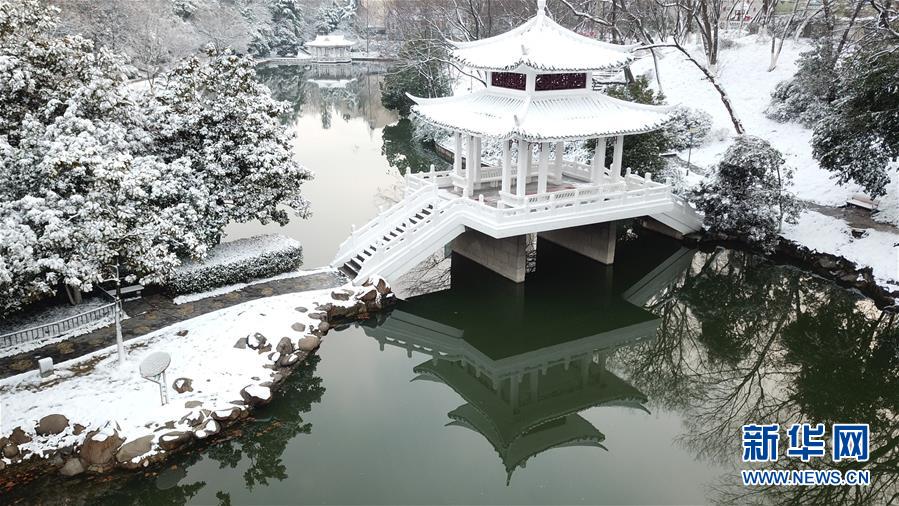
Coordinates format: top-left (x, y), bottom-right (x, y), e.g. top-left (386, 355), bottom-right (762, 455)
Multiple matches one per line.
top-left (165, 234), bottom-right (303, 295)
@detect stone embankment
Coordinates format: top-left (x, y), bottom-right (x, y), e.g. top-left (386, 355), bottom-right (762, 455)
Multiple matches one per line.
top-left (0, 278), bottom-right (395, 491)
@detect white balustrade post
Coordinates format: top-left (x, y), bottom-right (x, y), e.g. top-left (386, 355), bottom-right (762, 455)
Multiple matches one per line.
top-left (516, 140), bottom-right (529, 198)
top-left (464, 135), bottom-right (474, 198)
top-left (612, 134), bottom-right (624, 179)
top-left (501, 139), bottom-right (512, 195)
top-left (537, 142), bottom-right (549, 194)
top-left (592, 137), bottom-right (606, 183)
top-left (474, 136), bottom-right (482, 186)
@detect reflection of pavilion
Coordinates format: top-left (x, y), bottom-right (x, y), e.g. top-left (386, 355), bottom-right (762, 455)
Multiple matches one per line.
top-left (362, 238), bottom-right (694, 483)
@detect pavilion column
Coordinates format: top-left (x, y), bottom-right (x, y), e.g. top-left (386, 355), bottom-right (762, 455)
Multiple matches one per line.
top-left (473, 137), bottom-right (482, 187)
top-left (591, 137), bottom-right (607, 183)
top-left (465, 135), bottom-right (475, 197)
top-left (552, 141), bottom-right (564, 183)
top-left (453, 133), bottom-right (463, 175)
top-left (501, 139), bottom-right (512, 195)
top-left (537, 142), bottom-right (550, 194)
top-left (516, 140), bottom-right (530, 197)
top-left (612, 134), bottom-right (624, 179)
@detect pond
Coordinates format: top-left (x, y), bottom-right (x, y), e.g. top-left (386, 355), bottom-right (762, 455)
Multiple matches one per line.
top-left (8, 64), bottom-right (897, 505)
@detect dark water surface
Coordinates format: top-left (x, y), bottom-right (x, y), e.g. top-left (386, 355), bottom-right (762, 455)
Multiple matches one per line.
top-left (9, 64), bottom-right (897, 505)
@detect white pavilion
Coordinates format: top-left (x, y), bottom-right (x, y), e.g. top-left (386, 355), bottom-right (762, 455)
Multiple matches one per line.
top-left (305, 34), bottom-right (356, 63)
top-left (331, 0), bottom-right (702, 284)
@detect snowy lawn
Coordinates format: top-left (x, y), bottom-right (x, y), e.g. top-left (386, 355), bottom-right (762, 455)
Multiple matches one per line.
top-left (632, 35), bottom-right (864, 206)
top-left (0, 284), bottom-right (361, 466)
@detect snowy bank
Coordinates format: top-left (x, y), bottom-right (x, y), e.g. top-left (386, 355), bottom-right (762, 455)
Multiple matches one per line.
top-left (0, 278), bottom-right (394, 482)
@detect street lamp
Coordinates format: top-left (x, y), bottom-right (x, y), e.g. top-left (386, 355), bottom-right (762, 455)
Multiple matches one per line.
top-left (102, 260), bottom-right (125, 365)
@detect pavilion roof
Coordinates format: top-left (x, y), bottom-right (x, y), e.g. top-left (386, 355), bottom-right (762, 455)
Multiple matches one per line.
top-left (306, 34), bottom-right (356, 48)
top-left (448, 4), bottom-right (637, 72)
top-left (410, 90), bottom-right (673, 142)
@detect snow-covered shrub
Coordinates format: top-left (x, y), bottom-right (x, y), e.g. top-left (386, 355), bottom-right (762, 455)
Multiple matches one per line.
top-left (316, 0), bottom-right (356, 34)
top-left (665, 106), bottom-right (713, 151)
top-left (812, 41), bottom-right (899, 199)
top-left (765, 39), bottom-right (836, 127)
top-left (163, 235), bottom-right (303, 295)
top-left (691, 136), bottom-right (801, 249)
top-left (171, 0), bottom-right (199, 19)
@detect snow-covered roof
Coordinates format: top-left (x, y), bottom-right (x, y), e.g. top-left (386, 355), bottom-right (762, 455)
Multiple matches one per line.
top-left (306, 34), bottom-right (356, 48)
top-left (410, 90), bottom-right (673, 142)
top-left (448, 1), bottom-right (637, 72)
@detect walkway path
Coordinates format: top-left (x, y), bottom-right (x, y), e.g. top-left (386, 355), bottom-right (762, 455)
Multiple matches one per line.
top-left (0, 270), bottom-right (345, 380)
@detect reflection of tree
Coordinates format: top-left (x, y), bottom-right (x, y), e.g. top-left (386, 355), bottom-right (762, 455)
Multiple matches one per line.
top-left (205, 354), bottom-right (326, 491)
top-left (381, 118), bottom-right (447, 175)
top-left (613, 247), bottom-right (899, 505)
top-left (255, 64), bottom-right (309, 122)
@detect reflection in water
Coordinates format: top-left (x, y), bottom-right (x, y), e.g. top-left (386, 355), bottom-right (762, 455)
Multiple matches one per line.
top-left (363, 237), bottom-right (693, 484)
top-left (612, 245), bottom-right (899, 505)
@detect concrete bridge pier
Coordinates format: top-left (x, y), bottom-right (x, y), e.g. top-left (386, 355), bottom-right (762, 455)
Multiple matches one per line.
top-left (537, 222), bottom-right (617, 264)
top-left (451, 229), bottom-right (528, 283)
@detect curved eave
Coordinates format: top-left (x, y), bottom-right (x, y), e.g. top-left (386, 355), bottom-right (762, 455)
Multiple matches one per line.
top-left (446, 12), bottom-right (638, 73)
top-left (409, 91), bottom-right (675, 143)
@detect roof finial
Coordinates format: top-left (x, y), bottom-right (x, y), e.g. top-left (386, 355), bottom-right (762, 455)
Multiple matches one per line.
top-left (537, 0), bottom-right (546, 15)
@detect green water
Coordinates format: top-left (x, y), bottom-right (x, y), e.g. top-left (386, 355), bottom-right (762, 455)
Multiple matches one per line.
top-left (8, 64), bottom-right (897, 505)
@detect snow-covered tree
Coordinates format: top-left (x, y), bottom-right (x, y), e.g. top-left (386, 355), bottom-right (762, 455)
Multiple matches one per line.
top-left (0, 2), bottom-right (311, 314)
top-left (599, 77), bottom-right (670, 176)
top-left (144, 46), bottom-right (312, 244)
top-left (692, 136), bottom-right (801, 249)
top-left (812, 42), bottom-right (899, 198)
top-left (766, 39), bottom-right (837, 128)
top-left (315, 0), bottom-right (356, 34)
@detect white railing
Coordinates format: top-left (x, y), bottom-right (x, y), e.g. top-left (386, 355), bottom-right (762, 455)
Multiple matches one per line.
top-left (0, 302), bottom-right (116, 349)
top-left (405, 170), bottom-right (454, 192)
top-left (351, 179), bottom-right (675, 282)
top-left (332, 184), bottom-right (439, 264)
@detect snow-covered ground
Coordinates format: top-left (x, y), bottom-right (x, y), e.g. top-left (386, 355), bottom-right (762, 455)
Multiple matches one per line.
top-left (0, 283), bottom-right (372, 467)
top-left (631, 35), bottom-right (898, 291)
top-left (171, 266), bottom-right (335, 305)
top-left (632, 35), bottom-right (865, 206)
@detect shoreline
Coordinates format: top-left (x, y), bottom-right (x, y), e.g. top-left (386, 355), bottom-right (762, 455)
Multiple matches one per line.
top-left (0, 279), bottom-right (396, 492)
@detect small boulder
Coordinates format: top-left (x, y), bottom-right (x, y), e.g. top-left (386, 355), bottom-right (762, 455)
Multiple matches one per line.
top-left (2, 443), bottom-right (19, 459)
top-left (290, 322), bottom-right (306, 332)
top-left (72, 424), bottom-right (85, 436)
top-left (115, 435), bottom-right (154, 464)
top-left (276, 337), bottom-right (294, 355)
top-left (194, 419), bottom-right (220, 440)
top-left (331, 290), bottom-right (351, 301)
top-left (59, 457), bottom-right (85, 477)
top-left (176, 329), bottom-right (189, 337)
top-left (318, 321), bottom-right (331, 333)
top-left (247, 333), bottom-right (267, 350)
top-left (172, 378), bottom-right (193, 394)
top-left (9, 427), bottom-right (32, 445)
top-left (257, 343), bottom-right (272, 354)
top-left (184, 400), bottom-right (203, 409)
top-left (239, 385), bottom-right (272, 407)
top-left (374, 277), bottom-right (390, 294)
top-left (36, 414), bottom-right (69, 436)
top-left (294, 306), bottom-right (308, 313)
top-left (178, 410), bottom-right (205, 427)
top-left (278, 354), bottom-right (299, 368)
top-left (297, 335), bottom-right (321, 352)
top-left (359, 286), bottom-right (378, 302)
top-left (211, 406), bottom-right (243, 422)
top-left (233, 337), bottom-right (248, 349)
top-left (158, 431), bottom-right (192, 451)
top-left (79, 428), bottom-right (124, 466)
